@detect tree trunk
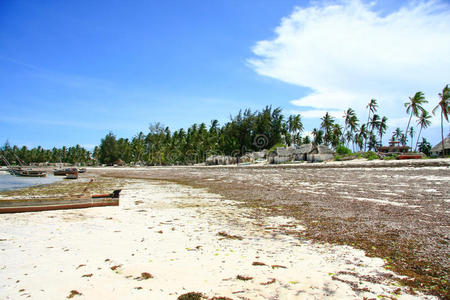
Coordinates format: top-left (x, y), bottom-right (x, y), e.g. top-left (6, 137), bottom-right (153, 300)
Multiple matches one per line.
top-left (414, 126), bottom-right (423, 152)
top-left (441, 112), bottom-right (445, 157)
top-left (404, 112), bottom-right (413, 147)
top-left (364, 113), bottom-right (370, 151)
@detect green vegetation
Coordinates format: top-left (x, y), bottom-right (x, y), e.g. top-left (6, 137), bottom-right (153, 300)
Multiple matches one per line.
top-left (363, 151), bottom-right (379, 160)
top-left (92, 106), bottom-right (303, 165)
top-left (1, 84), bottom-right (449, 165)
top-left (268, 143), bottom-right (286, 153)
top-left (335, 145), bottom-right (352, 155)
top-left (418, 138), bottom-right (432, 156)
top-left (0, 142), bottom-right (91, 165)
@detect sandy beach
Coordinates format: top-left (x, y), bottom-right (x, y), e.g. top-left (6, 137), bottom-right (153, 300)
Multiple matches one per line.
top-left (0, 159), bottom-right (448, 299)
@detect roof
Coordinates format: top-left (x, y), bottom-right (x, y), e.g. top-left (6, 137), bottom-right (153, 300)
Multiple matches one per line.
top-left (296, 143), bottom-right (314, 154)
top-left (431, 136), bottom-right (450, 152)
top-left (317, 145), bottom-right (335, 154)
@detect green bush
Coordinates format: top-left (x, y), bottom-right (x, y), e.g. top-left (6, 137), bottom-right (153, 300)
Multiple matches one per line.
top-left (334, 154), bottom-right (342, 161)
top-left (335, 145), bottom-right (352, 155)
top-left (363, 151), bottom-right (379, 160)
top-left (268, 143), bottom-right (286, 153)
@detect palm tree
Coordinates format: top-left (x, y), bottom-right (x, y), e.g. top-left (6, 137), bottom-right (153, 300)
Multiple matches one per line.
top-left (392, 127), bottom-right (403, 142)
top-left (414, 110), bottom-right (432, 152)
top-left (408, 127), bottom-right (415, 149)
top-left (432, 84), bottom-right (450, 156)
top-left (343, 108), bottom-right (356, 139)
top-left (369, 114), bottom-right (381, 144)
top-left (288, 114), bottom-right (303, 145)
top-left (356, 124), bottom-right (367, 151)
top-left (404, 91), bottom-right (427, 146)
top-left (331, 123), bottom-right (343, 148)
top-left (348, 115), bottom-right (360, 150)
top-left (321, 112), bottom-right (335, 146)
top-left (377, 116), bottom-right (388, 145)
top-left (312, 128), bottom-right (324, 145)
top-left (345, 131), bottom-right (354, 150)
top-left (365, 99), bottom-right (378, 150)
top-left (366, 99), bottom-right (378, 124)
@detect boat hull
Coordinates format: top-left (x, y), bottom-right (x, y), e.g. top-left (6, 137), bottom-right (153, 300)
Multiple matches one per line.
top-left (397, 154), bottom-right (423, 160)
top-left (15, 172), bottom-right (47, 177)
top-left (54, 168), bottom-right (78, 176)
top-left (0, 200), bottom-right (119, 213)
top-left (0, 190), bottom-right (121, 214)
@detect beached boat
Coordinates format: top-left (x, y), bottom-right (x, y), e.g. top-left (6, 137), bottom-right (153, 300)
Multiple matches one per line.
top-left (54, 168), bottom-right (78, 176)
top-left (78, 168), bottom-right (87, 173)
top-left (0, 190), bottom-right (121, 214)
top-left (15, 169), bottom-right (47, 177)
top-left (65, 172), bottom-right (79, 179)
top-left (397, 154), bottom-right (423, 160)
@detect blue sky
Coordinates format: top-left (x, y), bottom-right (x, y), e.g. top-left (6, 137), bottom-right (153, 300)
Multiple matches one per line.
top-left (1, 0), bottom-right (449, 149)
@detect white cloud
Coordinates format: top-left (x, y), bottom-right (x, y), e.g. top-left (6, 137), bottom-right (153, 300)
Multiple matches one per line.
top-left (249, 0), bottom-right (450, 122)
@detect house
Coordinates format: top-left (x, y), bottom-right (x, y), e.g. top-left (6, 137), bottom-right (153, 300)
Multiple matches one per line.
top-left (311, 145), bottom-right (335, 162)
top-left (377, 141), bottom-right (409, 153)
top-left (431, 134), bottom-right (450, 156)
top-left (269, 143), bottom-right (334, 163)
top-left (205, 155), bottom-right (237, 165)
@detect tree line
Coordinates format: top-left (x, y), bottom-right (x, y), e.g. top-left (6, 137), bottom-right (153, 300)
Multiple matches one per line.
top-left (1, 84), bottom-right (449, 166)
top-left (94, 106), bottom-right (304, 165)
top-left (1, 143), bottom-right (91, 166)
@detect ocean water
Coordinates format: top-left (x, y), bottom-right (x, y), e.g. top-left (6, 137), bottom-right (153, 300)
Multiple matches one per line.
top-left (0, 172), bottom-right (63, 191)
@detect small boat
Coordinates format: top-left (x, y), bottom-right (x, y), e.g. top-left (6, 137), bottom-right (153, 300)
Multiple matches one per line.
top-left (15, 169), bottom-right (47, 177)
top-left (65, 172), bottom-right (79, 180)
top-left (397, 154), bottom-right (423, 160)
top-left (0, 190), bottom-right (121, 214)
top-left (54, 168), bottom-right (78, 176)
top-left (78, 168), bottom-right (87, 173)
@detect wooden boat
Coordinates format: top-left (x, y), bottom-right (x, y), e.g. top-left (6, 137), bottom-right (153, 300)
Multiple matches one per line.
top-left (15, 169), bottom-right (47, 177)
top-left (54, 168), bottom-right (78, 176)
top-left (65, 172), bottom-right (79, 179)
top-left (397, 154), bottom-right (423, 160)
top-left (0, 190), bottom-right (121, 214)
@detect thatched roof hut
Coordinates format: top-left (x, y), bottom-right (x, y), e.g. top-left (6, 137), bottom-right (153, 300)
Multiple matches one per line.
top-left (431, 135), bottom-right (450, 156)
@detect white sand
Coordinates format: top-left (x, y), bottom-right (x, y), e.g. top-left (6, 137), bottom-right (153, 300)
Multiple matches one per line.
top-left (0, 180), bottom-right (437, 299)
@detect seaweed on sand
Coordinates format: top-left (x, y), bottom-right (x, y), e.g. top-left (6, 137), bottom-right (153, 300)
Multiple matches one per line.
top-left (217, 232), bottom-right (243, 240)
top-left (236, 275), bottom-right (253, 281)
top-left (177, 292), bottom-right (207, 300)
top-left (92, 164), bottom-right (450, 298)
top-left (67, 290), bottom-right (82, 298)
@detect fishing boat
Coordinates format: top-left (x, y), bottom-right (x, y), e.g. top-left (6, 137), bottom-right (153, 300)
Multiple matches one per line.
top-left (397, 154), bottom-right (423, 160)
top-left (65, 171), bottom-right (79, 179)
top-left (0, 190), bottom-right (121, 214)
top-left (2, 155), bottom-right (47, 177)
top-left (54, 167), bottom-right (78, 176)
top-left (15, 169), bottom-right (47, 177)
